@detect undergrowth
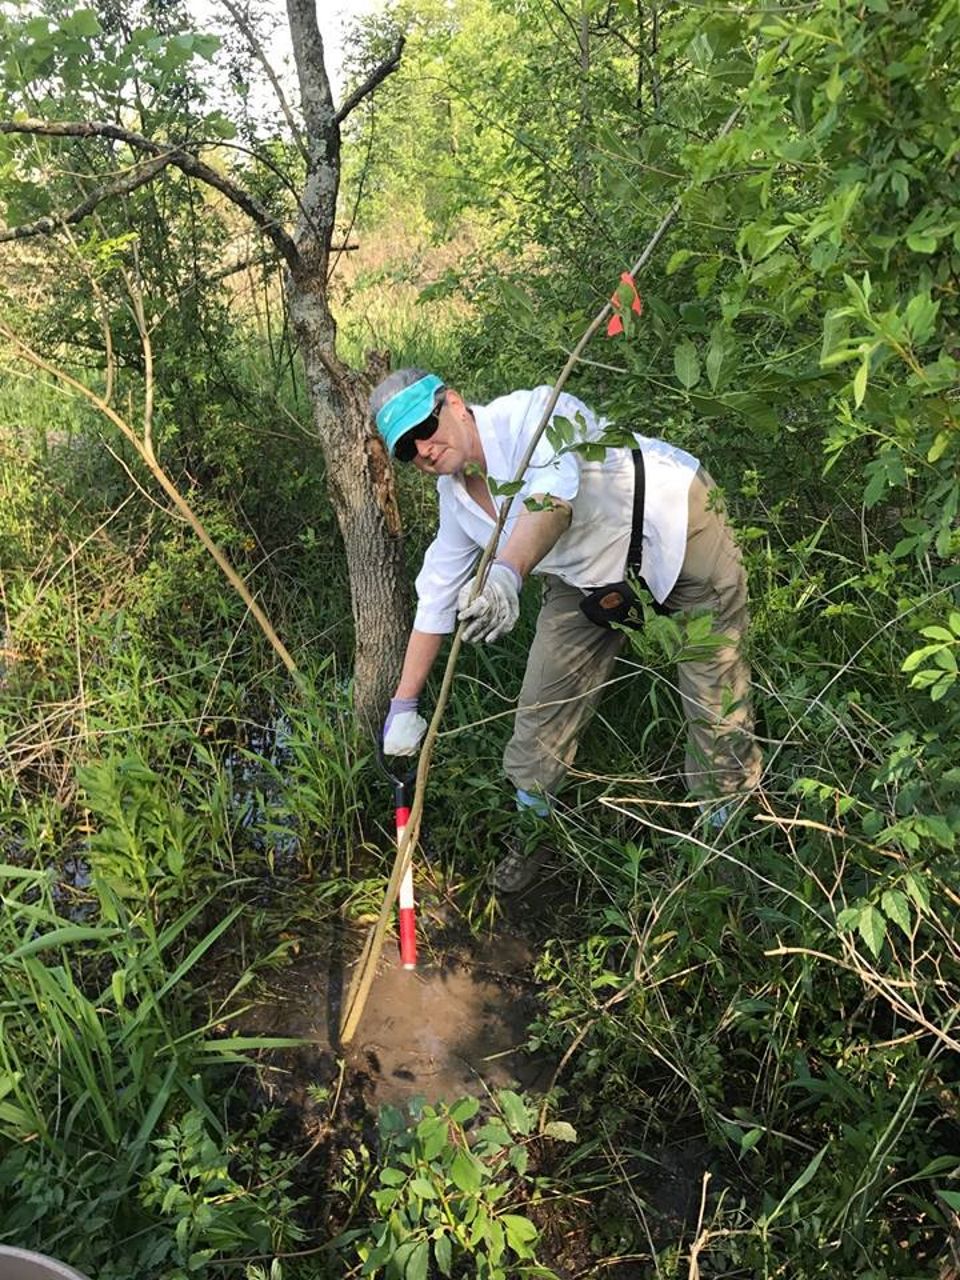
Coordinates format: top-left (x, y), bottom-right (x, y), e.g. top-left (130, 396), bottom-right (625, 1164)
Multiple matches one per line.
top-left (2, 178), bottom-right (960, 1276)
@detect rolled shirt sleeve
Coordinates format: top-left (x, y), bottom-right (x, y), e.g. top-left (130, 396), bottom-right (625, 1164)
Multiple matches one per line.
top-left (412, 481), bottom-right (479, 633)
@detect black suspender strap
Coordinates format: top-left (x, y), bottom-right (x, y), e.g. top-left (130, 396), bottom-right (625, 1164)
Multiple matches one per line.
top-left (577, 445), bottom-right (671, 629)
top-left (628, 448), bottom-right (645, 570)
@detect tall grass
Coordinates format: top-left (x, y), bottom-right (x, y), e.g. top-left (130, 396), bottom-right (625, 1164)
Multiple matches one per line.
top-left (0, 365), bottom-right (386, 1274)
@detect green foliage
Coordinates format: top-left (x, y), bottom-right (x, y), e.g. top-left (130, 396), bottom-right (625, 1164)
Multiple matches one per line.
top-left (140, 1107), bottom-right (305, 1277)
top-left (2, 0), bottom-right (960, 1274)
top-left (340, 1093), bottom-right (553, 1280)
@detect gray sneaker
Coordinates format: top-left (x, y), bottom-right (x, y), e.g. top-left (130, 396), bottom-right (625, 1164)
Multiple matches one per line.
top-left (493, 841), bottom-right (554, 894)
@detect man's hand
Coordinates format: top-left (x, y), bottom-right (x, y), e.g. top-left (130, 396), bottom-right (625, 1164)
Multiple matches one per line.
top-left (457, 561), bottom-right (522, 644)
top-left (383, 696), bottom-right (427, 755)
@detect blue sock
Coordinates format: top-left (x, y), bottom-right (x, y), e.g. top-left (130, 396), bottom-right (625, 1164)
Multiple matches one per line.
top-left (515, 788), bottom-right (550, 818)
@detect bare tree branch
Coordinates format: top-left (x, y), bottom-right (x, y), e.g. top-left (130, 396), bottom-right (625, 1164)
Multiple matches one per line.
top-left (284, 0), bottom-right (339, 272)
top-left (334, 36), bottom-right (405, 126)
top-left (209, 243), bottom-right (358, 285)
top-left (218, 0), bottom-right (310, 165)
top-left (542, 0), bottom-right (582, 46)
top-left (0, 153), bottom-right (175, 243)
top-left (0, 119), bottom-right (300, 269)
top-left (285, 0), bottom-right (336, 159)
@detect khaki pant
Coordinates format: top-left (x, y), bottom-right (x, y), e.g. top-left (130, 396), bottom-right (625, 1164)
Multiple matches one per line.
top-left (503, 468), bottom-right (762, 799)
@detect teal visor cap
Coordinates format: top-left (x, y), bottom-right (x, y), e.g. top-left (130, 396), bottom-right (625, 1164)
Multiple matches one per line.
top-left (376, 374), bottom-right (445, 456)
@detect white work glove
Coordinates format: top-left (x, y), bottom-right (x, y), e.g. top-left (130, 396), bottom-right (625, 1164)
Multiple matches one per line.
top-left (383, 696), bottom-right (427, 756)
top-left (457, 561), bottom-right (522, 644)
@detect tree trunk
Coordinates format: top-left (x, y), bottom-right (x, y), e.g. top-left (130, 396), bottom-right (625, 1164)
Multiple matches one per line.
top-left (288, 288), bottom-right (409, 731)
top-left (285, 0), bottom-right (409, 732)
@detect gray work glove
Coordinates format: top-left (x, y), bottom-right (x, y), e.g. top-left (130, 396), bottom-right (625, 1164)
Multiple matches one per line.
top-left (457, 561), bottom-right (522, 644)
top-left (383, 696), bottom-right (427, 755)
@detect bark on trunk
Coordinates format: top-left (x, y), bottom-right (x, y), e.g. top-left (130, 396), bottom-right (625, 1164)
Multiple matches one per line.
top-left (284, 0), bottom-right (409, 732)
top-left (289, 294), bottom-right (409, 732)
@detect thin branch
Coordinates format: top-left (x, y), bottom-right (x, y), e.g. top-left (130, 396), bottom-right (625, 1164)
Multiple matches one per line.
top-left (218, 0), bottom-right (309, 164)
top-left (0, 119), bottom-right (300, 269)
top-left (541, 0), bottom-right (583, 45)
top-left (0, 320), bottom-right (300, 678)
top-left (209, 244), bottom-right (357, 285)
top-left (334, 36), bottom-right (406, 126)
top-left (124, 258), bottom-right (154, 456)
top-left (0, 152), bottom-right (175, 243)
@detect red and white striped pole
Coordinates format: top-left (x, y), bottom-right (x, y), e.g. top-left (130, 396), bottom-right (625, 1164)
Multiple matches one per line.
top-left (394, 781), bottom-right (417, 970)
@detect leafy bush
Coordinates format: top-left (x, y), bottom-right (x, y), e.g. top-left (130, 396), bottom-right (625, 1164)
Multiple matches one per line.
top-left (340, 1092), bottom-right (552, 1280)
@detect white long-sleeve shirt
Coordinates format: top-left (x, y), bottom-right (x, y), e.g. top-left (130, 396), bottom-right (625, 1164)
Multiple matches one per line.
top-left (413, 387), bottom-right (699, 634)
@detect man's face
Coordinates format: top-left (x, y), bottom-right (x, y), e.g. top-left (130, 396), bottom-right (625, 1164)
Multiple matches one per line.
top-left (410, 392), bottom-right (477, 476)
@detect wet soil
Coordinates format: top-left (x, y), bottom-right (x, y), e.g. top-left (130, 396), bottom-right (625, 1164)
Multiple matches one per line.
top-left (226, 902), bottom-right (727, 1278)
top-left (236, 912), bottom-right (551, 1110)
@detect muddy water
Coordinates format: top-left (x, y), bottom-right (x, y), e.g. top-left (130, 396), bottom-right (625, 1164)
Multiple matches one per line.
top-left (350, 952), bottom-right (550, 1105)
top-left (244, 926), bottom-right (550, 1108)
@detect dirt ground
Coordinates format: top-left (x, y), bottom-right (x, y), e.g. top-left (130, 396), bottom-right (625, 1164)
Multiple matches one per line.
top-left (240, 912), bottom-right (549, 1109)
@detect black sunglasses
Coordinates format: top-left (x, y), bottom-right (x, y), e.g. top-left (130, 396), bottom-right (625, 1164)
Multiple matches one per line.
top-left (394, 400), bottom-right (443, 463)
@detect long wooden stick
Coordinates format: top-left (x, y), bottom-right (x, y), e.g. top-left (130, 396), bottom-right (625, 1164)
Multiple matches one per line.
top-left (339, 93), bottom-right (756, 1044)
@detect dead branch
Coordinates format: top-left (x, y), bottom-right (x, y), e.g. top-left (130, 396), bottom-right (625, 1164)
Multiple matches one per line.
top-left (334, 36), bottom-right (406, 126)
top-left (219, 0), bottom-right (309, 165)
top-left (0, 153), bottom-right (175, 243)
top-left (208, 243), bottom-right (357, 285)
top-left (0, 119), bottom-right (300, 269)
top-left (0, 319), bottom-right (299, 678)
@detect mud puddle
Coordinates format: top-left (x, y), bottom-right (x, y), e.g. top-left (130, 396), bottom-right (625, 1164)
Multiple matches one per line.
top-left (241, 921), bottom-right (551, 1109)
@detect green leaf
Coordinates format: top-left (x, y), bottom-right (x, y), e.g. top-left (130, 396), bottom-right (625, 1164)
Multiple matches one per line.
top-left (880, 889), bottom-right (911, 936)
top-left (64, 8), bottom-right (101, 36)
top-left (674, 339), bottom-right (701, 390)
top-left (475, 1119), bottom-right (511, 1152)
top-left (853, 357), bottom-right (868, 408)
top-left (934, 647), bottom-right (957, 672)
top-left (904, 291), bottom-right (939, 343)
top-left (938, 1189), bottom-right (960, 1210)
top-left (403, 1239), bottom-right (429, 1280)
top-left (409, 1176), bottom-right (437, 1198)
top-left (930, 674), bottom-right (954, 701)
top-left (433, 1232), bottom-right (453, 1277)
top-left (836, 905), bottom-right (861, 932)
top-left (705, 336), bottom-right (725, 391)
top-left (3, 924), bottom-right (119, 961)
top-left (449, 1149), bottom-right (482, 1195)
top-left (486, 1217), bottom-right (505, 1264)
top-left (498, 1089), bottom-right (532, 1136)
top-left (501, 1214), bottom-right (538, 1258)
top-left (765, 1145), bottom-right (828, 1225)
top-left (390, 1241), bottom-right (420, 1279)
top-left (666, 249), bottom-right (694, 275)
top-left (921, 626), bottom-right (955, 643)
top-left (417, 1115), bottom-right (448, 1162)
top-left (741, 1127), bottom-right (764, 1152)
top-left (857, 904), bottom-right (887, 958)
top-left (449, 1096), bottom-right (479, 1125)
top-left (488, 478), bottom-right (523, 497)
top-left (824, 62), bottom-right (843, 103)
top-left (902, 643), bottom-right (946, 673)
top-left (542, 1120), bottom-right (578, 1143)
